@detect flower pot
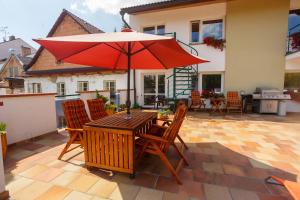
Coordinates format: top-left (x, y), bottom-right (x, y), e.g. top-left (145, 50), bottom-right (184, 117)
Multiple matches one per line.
top-left (1, 134), bottom-right (7, 160)
top-left (106, 109), bottom-right (115, 116)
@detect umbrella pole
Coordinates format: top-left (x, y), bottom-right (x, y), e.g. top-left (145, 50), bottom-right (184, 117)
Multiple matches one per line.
top-left (126, 42), bottom-right (131, 115)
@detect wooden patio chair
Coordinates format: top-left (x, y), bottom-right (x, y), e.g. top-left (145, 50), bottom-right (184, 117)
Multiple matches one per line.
top-left (136, 105), bottom-right (188, 184)
top-left (266, 176), bottom-right (300, 200)
top-left (226, 91), bottom-right (242, 114)
top-left (155, 101), bottom-right (189, 150)
top-left (190, 90), bottom-right (206, 111)
top-left (58, 99), bottom-right (91, 160)
top-left (87, 99), bottom-right (108, 120)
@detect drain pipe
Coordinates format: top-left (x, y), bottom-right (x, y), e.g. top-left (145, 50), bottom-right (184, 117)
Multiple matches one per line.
top-left (120, 10), bottom-right (137, 106)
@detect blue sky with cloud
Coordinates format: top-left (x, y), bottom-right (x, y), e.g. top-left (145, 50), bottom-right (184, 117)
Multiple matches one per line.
top-left (0, 0), bottom-right (299, 48)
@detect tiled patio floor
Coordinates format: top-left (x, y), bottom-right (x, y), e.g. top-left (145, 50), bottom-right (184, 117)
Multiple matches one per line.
top-left (4, 112), bottom-right (300, 200)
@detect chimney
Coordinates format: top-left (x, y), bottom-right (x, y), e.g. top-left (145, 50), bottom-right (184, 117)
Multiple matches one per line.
top-left (8, 35), bottom-right (15, 41)
top-left (21, 46), bottom-right (31, 57)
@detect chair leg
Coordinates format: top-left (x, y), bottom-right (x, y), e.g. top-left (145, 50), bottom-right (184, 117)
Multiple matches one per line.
top-left (177, 135), bottom-right (188, 150)
top-left (172, 143), bottom-right (189, 166)
top-left (152, 143), bottom-right (182, 184)
top-left (58, 133), bottom-right (77, 160)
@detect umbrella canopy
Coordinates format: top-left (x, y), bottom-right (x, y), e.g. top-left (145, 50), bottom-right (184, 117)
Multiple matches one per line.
top-left (34, 30), bottom-right (208, 115)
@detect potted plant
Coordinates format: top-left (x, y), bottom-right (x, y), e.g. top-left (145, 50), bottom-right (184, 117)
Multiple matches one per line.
top-left (105, 103), bottom-right (117, 115)
top-left (119, 104), bottom-right (126, 111)
top-left (158, 109), bottom-right (172, 120)
top-left (96, 90), bottom-right (109, 104)
top-left (0, 122), bottom-right (7, 160)
top-left (203, 37), bottom-right (226, 51)
top-left (132, 103), bottom-right (142, 110)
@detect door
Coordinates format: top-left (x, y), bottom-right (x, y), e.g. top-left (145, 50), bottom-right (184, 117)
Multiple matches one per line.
top-left (143, 74), bottom-right (165, 107)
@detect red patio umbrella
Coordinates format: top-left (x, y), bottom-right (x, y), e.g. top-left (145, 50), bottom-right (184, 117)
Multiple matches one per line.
top-left (34, 30), bottom-right (208, 116)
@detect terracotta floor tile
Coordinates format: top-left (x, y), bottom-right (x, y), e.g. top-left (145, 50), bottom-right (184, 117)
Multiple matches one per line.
top-left (68, 174), bottom-right (99, 192)
top-left (34, 167), bottom-right (64, 182)
top-left (230, 188), bottom-right (259, 200)
top-left (133, 172), bottom-right (158, 188)
top-left (204, 184), bottom-right (232, 200)
top-left (156, 176), bottom-right (179, 193)
top-left (179, 180), bottom-right (205, 199)
top-left (87, 178), bottom-right (118, 198)
top-left (35, 185), bottom-right (72, 200)
top-left (223, 164), bottom-right (246, 177)
top-left (13, 181), bottom-right (52, 200)
top-left (109, 183), bottom-right (140, 200)
top-left (19, 164), bottom-right (48, 178)
top-left (51, 171), bottom-right (81, 187)
top-left (135, 187), bottom-right (164, 200)
top-left (163, 192), bottom-right (189, 200)
top-left (203, 162), bottom-right (224, 174)
top-left (6, 177), bottom-right (34, 195)
top-left (64, 191), bottom-right (93, 200)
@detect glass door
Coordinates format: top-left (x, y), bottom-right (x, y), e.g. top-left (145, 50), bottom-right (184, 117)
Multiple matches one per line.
top-left (143, 74), bottom-right (165, 107)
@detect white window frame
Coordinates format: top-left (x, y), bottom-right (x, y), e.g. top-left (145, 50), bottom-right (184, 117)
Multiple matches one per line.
top-left (141, 72), bottom-right (166, 107)
top-left (103, 80), bottom-right (116, 93)
top-left (77, 81), bottom-right (89, 92)
top-left (198, 72), bottom-right (224, 93)
top-left (29, 83), bottom-right (41, 93)
top-left (141, 24), bottom-right (166, 35)
top-left (57, 82), bottom-right (66, 96)
top-left (190, 17), bottom-right (225, 44)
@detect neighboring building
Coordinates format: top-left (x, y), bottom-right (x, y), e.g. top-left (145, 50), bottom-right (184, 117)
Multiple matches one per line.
top-left (0, 36), bottom-right (35, 94)
top-left (120, 0), bottom-right (300, 107)
top-left (0, 36), bottom-right (36, 62)
top-left (24, 9), bottom-right (128, 95)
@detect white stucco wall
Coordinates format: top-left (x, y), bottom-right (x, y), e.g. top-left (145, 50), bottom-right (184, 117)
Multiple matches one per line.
top-left (0, 93), bottom-right (57, 144)
top-left (129, 2), bottom-right (226, 72)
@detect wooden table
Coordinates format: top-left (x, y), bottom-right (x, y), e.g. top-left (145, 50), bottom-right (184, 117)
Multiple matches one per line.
top-left (83, 111), bottom-right (157, 177)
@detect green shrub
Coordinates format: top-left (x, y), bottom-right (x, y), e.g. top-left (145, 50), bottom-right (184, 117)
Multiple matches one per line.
top-left (105, 103), bottom-right (117, 111)
top-left (119, 104), bottom-right (126, 111)
top-left (96, 90), bottom-right (109, 103)
top-left (132, 103), bottom-right (141, 109)
top-left (0, 122), bottom-right (6, 135)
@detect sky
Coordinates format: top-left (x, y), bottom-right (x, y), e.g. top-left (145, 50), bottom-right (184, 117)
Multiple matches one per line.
top-left (0, 0), bottom-right (160, 48)
top-left (0, 0), bottom-right (299, 49)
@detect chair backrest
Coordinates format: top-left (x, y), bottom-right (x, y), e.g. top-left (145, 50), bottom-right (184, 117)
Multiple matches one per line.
top-left (87, 99), bottom-right (108, 120)
top-left (227, 91), bottom-right (240, 103)
top-left (160, 104), bottom-right (187, 152)
top-left (173, 101), bottom-right (188, 122)
top-left (191, 90), bottom-right (201, 105)
top-left (63, 100), bottom-right (90, 129)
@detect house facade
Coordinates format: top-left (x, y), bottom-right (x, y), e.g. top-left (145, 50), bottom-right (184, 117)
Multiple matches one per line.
top-left (120, 0), bottom-right (300, 107)
top-left (24, 9), bottom-right (128, 96)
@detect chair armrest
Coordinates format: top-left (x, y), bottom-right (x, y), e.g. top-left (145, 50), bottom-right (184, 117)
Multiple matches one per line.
top-left (139, 134), bottom-right (169, 143)
top-left (65, 128), bottom-right (83, 132)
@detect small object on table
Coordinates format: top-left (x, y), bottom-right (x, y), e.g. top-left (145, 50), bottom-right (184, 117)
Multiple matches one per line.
top-left (210, 97), bottom-right (225, 114)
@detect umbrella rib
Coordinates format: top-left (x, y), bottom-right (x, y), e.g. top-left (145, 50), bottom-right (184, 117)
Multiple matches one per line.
top-left (113, 42), bottom-right (126, 70)
top-left (139, 41), bottom-right (169, 69)
top-left (58, 43), bottom-right (101, 61)
top-left (104, 43), bottom-right (127, 55)
top-left (115, 43), bottom-right (127, 54)
top-left (131, 42), bottom-right (156, 56)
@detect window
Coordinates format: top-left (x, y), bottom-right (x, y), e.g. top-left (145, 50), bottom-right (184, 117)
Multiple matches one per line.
top-left (9, 68), bottom-right (14, 77)
top-left (143, 25), bottom-right (165, 35)
top-left (202, 74), bottom-right (222, 93)
top-left (157, 25), bottom-right (165, 35)
top-left (202, 19), bottom-right (223, 40)
top-left (190, 19), bottom-right (224, 43)
top-left (77, 81), bottom-right (89, 92)
top-left (285, 73), bottom-right (300, 91)
top-left (8, 67), bottom-right (19, 77)
top-left (191, 21), bottom-right (200, 43)
top-left (103, 80), bottom-right (116, 93)
top-left (57, 82), bottom-right (66, 96)
top-left (28, 83), bottom-right (41, 93)
top-left (143, 26), bottom-right (155, 34)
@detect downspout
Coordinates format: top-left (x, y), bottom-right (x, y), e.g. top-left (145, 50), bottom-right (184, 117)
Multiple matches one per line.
top-left (120, 10), bottom-right (137, 106)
